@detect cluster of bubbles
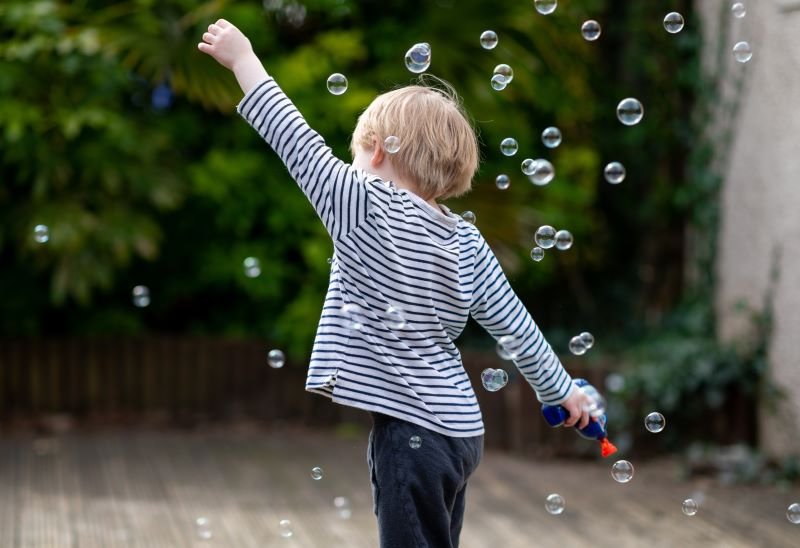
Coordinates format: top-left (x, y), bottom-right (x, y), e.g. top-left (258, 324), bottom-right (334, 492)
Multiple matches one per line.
top-left (521, 158), bottom-right (555, 185)
top-left (268, 349), bottom-right (285, 368)
top-left (611, 460), bottom-right (634, 483)
top-left (568, 331), bottom-right (594, 356)
top-left (33, 224), bottom-right (49, 244)
top-left (604, 161), bottom-right (626, 184)
top-left (405, 42), bottom-right (432, 73)
top-left (244, 256), bottom-right (261, 278)
top-left (491, 64), bottom-right (514, 91)
top-left (644, 411), bottom-right (666, 433)
top-left (132, 285), bottom-right (150, 308)
top-left (461, 211), bottom-right (477, 224)
top-left (408, 435), bottom-right (423, 449)
top-left (544, 493), bottom-right (565, 515)
top-left (195, 517), bottom-right (212, 540)
top-left (581, 20), bottom-right (601, 41)
top-left (326, 73), bottom-right (348, 95)
top-left (663, 12), bottom-right (685, 34)
top-left (311, 466), bottom-right (324, 480)
top-left (334, 496), bottom-right (352, 519)
top-left (481, 368), bottom-right (509, 392)
top-left (531, 225), bottom-right (573, 262)
top-left (384, 135), bottom-right (401, 154)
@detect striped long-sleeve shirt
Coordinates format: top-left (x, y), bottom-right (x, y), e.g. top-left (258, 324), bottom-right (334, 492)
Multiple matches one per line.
top-left (238, 77), bottom-right (574, 437)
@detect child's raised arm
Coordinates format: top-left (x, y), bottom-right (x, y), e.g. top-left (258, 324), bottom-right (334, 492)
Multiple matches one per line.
top-left (198, 19), bottom-right (267, 95)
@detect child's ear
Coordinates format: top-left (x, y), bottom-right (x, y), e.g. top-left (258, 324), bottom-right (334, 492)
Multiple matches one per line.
top-left (370, 143), bottom-right (385, 168)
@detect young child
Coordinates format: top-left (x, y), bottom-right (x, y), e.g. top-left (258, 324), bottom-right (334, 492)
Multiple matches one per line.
top-left (199, 19), bottom-right (592, 548)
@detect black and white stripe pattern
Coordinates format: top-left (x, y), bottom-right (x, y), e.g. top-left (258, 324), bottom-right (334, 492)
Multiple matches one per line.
top-left (238, 78), bottom-right (574, 437)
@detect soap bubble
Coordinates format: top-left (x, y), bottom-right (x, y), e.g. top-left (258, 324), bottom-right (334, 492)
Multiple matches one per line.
top-left (530, 159), bottom-right (555, 185)
top-left (645, 412), bottom-right (666, 433)
top-left (580, 383), bottom-right (606, 417)
top-left (279, 519), bottom-right (293, 538)
top-left (409, 435), bottom-right (422, 449)
top-left (617, 98), bottom-right (644, 126)
top-left (341, 303), bottom-right (365, 330)
top-left (733, 41), bottom-right (752, 63)
top-left (384, 136), bottom-right (401, 154)
top-left (605, 373), bottom-right (625, 393)
top-left (682, 499), bottom-right (698, 516)
top-left (334, 496), bottom-right (352, 519)
top-left (195, 517), bottom-right (212, 540)
top-left (521, 159), bottom-right (537, 176)
top-left (490, 74), bottom-right (507, 91)
top-left (326, 73), bottom-right (348, 95)
top-left (663, 12), bottom-right (685, 34)
top-left (500, 138), bottom-right (519, 156)
top-left (579, 332), bottom-right (594, 349)
top-left (311, 466), bottom-right (323, 480)
top-left (495, 174), bottom-right (510, 190)
top-left (534, 225), bottom-right (557, 249)
top-left (534, 0), bottom-right (557, 15)
top-left (132, 285), bottom-right (150, 308)
top-left (604, 162), bottom-right (626, 184)
top-left (493, 64), bottom-right (514, 84)
top-left (611, 460), bottom-right (634, 483)
top-left (787, 503), bottom-right (800, 524)
top-left (33, 224), bottom-right (50, 244)
top-left (541, 127), bottom-right (562, 148)
top-left (405, 43), bottom-right (431, 73)
top-left (268, 349), bottom-right (286, 369)
top-left (461, 211), bottom-right (476, 224)
top-left (496, 335), bottom-right (522, 360)
top-left (554, 230), bottom-right (573, 250)
top-left (569, 336), bottom-right (587, 356)
top-left (481, 368), bottom-right (509, 392)
top-left (386, 305), bottom-right (407, 329)
top-left (731, 2), bottom-right (746, 18)
top-left (581, 20), bottom-right (601, 41)
top-left (480, 30), bottom-right (498, 50)
top-left (530, 247), bottom-right (545, 262)
top-left (545, 493), bottom-right (565, 515)
top-left (244, 256), bottom-right (261, 278)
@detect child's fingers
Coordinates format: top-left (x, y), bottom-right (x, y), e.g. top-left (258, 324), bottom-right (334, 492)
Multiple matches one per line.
top-left (197, 42), bottom-right (212, 54)
top-left (208, 23), bottom-right (222, 34)
top-left (202, 32), bottom-right (217, 44)
top-left (216, 18), bottom-right (232, 28)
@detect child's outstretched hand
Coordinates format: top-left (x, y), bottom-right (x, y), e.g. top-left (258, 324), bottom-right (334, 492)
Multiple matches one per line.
top-left (198, 19), bottom-right (254, 71)
top-left (560, 387), bottom-right (596, 429)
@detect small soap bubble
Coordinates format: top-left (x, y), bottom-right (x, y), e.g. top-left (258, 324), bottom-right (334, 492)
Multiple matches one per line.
top-left (663, 12), bottom-right (685, 34)
top-left (481, 368), bottom-right (509, 392)
top-left (326, 73), bottom-right (348, 95)
top-left (278, 519), bottom-right (293, 538)
top-left (611, 460), bottom-right (634, 483)
top-left (604, 162), bottom-right (626, 184)
top-left (384, 136), bottom-right (401, 154)
top-left (733, 41), bottom-right (752, 63)
top-left (579, 332), bottom-right (594, 349)
top-left (731, 2), bottom-right (746, 18)
top-left (541, 127), bottom-right (562, 148)
top-left (327, 257), bottom-right (333, 265)
top-left (787, 503), bottom-right (800, 524)
top-left (243, 256), bottom-right (261, 278)
top-left (581, 20), bottom-right (601, 41)
top-left (617, 98), bottom-right (644, 126)
top-left (33, 224), bottom-right (50, 244)
top-left (554, 230), bottom-right (573, 250)
top-left (480, 30), bottom-right (498, 50)
top-left (493, 64), bottom-right (514, 84)
top-left (132, 285), bottom-right (150, 308)
top-left (461, 211), bottom-right (476, 224)
top-left (386, 305), bottom-right (407, 329)
top-left (268, 349), bottom-right (286, 369)
top-left (605, 373), bottom-right (625, 393)
top-left (545, 493), bottom-right (565, 515)
top-left (569, 336), bottom-right (587, 356)
top-left (409, 435), bottom-right (423, 449)
top-left (534, 0), bottom-right (557, 15)
top-left (405, 42), bottom-right (431, 73)
top-left (521, 158), bottom-right (537, 176)
top-left (682, 499), bottom-right (699, 516)
top-left (334, 496), bottom-right (352, 519)
top-left (195, 517), bottom-right (212, 540)
top-left (496, 335), bottom-right (522, 360)
top-left (645, 412), bottom-right (666, 433)
top-left (500, 137), bottom-right (519, 156)
top-left (530, 247), bottom-right (545, 262)
top-left (495, 174), bottom-right (510, 190)
top-left (530, 159), bottom-right (555, 185)
top-left (534, 225), bottom-right (557, 249)
top-left (490, 74), bottom-right (507, 91)
top-left (311, 466), bottom-right (324, 480)
top-left (341, 303), bottom-right (365, 330)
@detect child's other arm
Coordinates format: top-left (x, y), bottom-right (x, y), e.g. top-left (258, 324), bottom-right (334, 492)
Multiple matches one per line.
top-left (469, 236), bottom-right (576, 407)
top-left (198, 20), bottom-right (369, 241)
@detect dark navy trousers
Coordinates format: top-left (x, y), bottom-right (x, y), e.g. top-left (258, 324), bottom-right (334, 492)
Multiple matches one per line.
top-left (367, 412), bottom-right (484, 548)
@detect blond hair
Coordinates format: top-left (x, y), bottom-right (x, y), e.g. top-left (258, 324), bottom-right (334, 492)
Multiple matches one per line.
top-left (351, 77), bottom-right (479, 200)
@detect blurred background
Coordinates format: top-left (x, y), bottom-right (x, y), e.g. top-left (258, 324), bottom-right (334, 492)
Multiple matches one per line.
top-left (1, 0), bottom-right (799, 546)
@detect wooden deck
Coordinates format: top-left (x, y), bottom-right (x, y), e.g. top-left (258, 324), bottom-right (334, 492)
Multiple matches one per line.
top-left (0, 426), bottom-right (797, 547)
